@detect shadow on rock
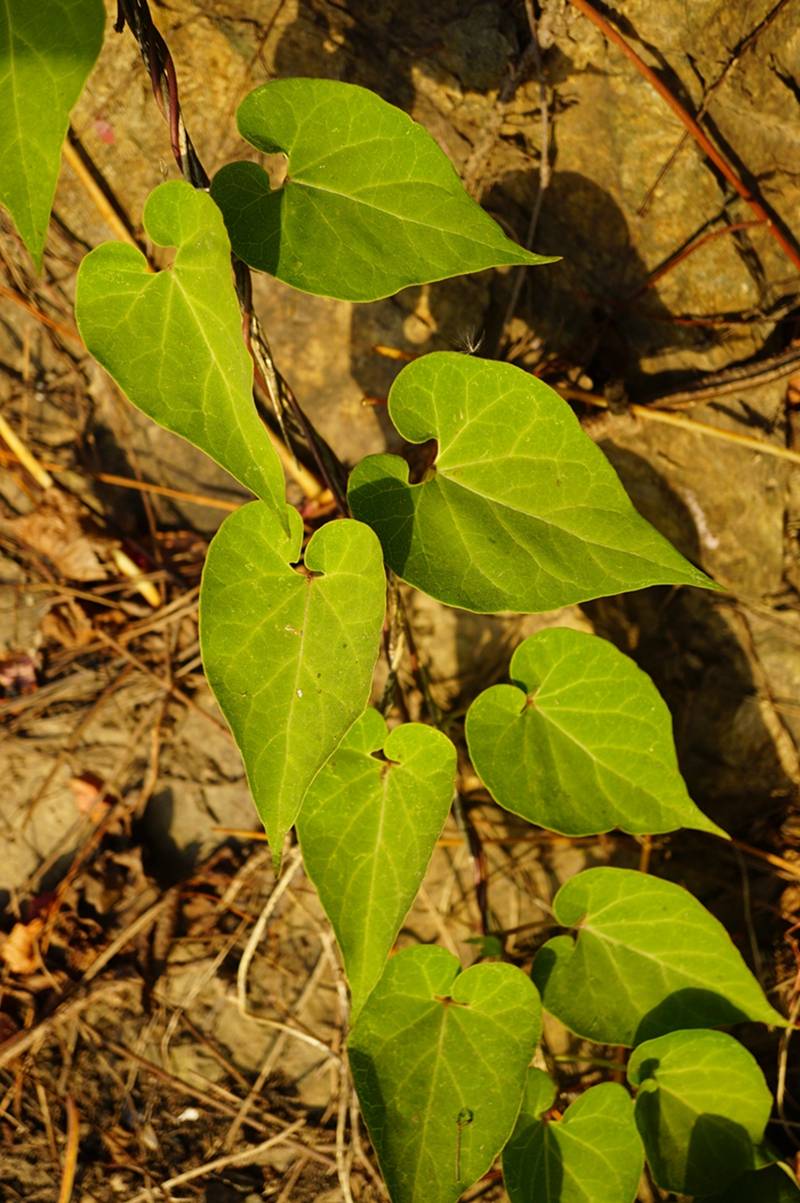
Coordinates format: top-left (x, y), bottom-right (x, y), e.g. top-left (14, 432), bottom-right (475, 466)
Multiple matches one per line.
top-left (482, 168), bottom-right (710, 392)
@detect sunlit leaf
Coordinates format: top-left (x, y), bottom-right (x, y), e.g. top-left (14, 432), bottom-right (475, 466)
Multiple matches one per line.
top-left (297, 709), bottom-right (456, 1015)
top-left (0, 0), bottom-right (104, 265)
top-left (349, 945), bottom-right (541, 1203)
top-left (349, 353), bottom-right (715, 613)
top-left (466, 628), bottom-right (724, 837)
top-left (200, 502), bottom-right (386, 866)
top-left (532, 868), bottom-right (785, 1046)
top-left (504, 1075), bottom-right (643, 1203)
top-left (210, 78), bottom-right (554, 302)
top-left (628, 1029), bottom-right (774, 1195)
top-left (76, 181), bottom-right (287, 521)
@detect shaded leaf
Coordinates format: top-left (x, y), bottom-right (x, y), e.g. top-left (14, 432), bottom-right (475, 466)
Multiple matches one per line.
top-left (466, 628), bottom-right (724, 837)
top-left (628, 1029), bottom-right (773, 1196)
top-left (297, 709), bottom-right (456, 1015)
top-left (0, 0), bottom-right (104, 265)
top-left (504, 1076), bottom-right (643, 1203)
top-left (211, 78), bottom-right (554, 302)
top-left (348, 353), bottom-right (715, 613)
top-left (532, 868), bottom-right (785, 1046)
top-left (200, 502), bottom-right (385, 866)
top-left (349, 945), bottom-right (541, 1203)
top-left (76, 181), bottom-right (286, 521)
top-left (706, 1165), bottom-right (800, 1202)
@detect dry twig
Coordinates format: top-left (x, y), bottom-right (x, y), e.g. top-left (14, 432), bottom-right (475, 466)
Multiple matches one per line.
top-left (56, 1096), bottom-right (80, 1203)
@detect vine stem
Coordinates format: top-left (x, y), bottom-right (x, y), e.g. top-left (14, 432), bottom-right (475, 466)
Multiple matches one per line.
top-left (112, 0), bottom-right (348, 509)
top-left (567, 0), bottom-right (800, 274)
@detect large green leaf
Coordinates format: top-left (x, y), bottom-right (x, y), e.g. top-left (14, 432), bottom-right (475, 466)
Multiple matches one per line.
top-left (466, 628), bottom-right (724, 837)
top-left (349, 945), bottom-right (541, 1203)
top-left (348, 353), bottom-right (715, 613)
top-left (628, 1029), bottom-right (773, 1196)
top-left (297, 709), bottom-right (456, 1015)
top-left (76, 181), bottom-right (286, 521)
top-left (0, 0), bottom-right (104, 266)
top-left (199, 502), bottom-right (386, 866)
top-left (532, 868), bottom-right (785, 1046)
top-left (210, 78), bottom-right (554, 302)
top-left (706, 1166), bottom-right (800, 1202)
top-left (504, 1075), bottom-right (643, 1203)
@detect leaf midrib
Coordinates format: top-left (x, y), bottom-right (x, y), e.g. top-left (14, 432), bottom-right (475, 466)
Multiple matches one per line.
top-left (285, 174), bottom-right (514, 250)
top-left (427, 471), bottom-right (678, 569)
top-left (581, 921), bottom-right (752, 1000)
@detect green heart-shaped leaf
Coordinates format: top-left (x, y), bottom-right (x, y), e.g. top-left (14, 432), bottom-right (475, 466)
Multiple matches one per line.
top-left (466, 628), bottom-right (725, 837)
top-left (210, 78), bottom-right (554, 302)
top-left (706, 1166), bottom-right (800, 1202)
top-left (1, 0), bottom-right (105, 266)
top-left (200, 502), bottom-right (386, 866)
top-left (628, 1029), bottom-right (774, 1196)
top-left (349, 945), bottom-right (541, 1203)
top-left (532, 868), bottom-right (785, 1046)
top-left (76, 181), bottom-right (286, 521)
top-left (297, 709), bottom-right (456, 1015)
top-left (504, 1074), bottom-right (643, 1203)
top-left (348, 353), bottom-right (716, 613)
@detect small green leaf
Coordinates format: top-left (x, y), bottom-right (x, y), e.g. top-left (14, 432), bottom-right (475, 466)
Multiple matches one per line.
top-left (349, 945), bottom-right (541, 1203)
top-left (200, 502), bottom-right (386, 866)
top-left (210, 78), bottom-right (554, 302)
top-left (76, 181), bottom-right (286, 521)
top-left (706, 1165), bottom-right (800, 1202)
top-left (628, 1029), bottom-right (773, 1196)
top-left (0, 0), bottom-right (105, 266)
top-left (515, 1067), bottom-right (558, 1120)
top-left (348, 353), bottom-right (715, 613)
top-left (532, 868), bottom-right (785, 1046)
top-left (504, 1076), bottom-right (643, 1203)
top-left (297, 710), bottom-right (456, 1014)
top-left (465, 933), bottom-right (505, 959)
top-left (466, 628), bottom-right (725, 837)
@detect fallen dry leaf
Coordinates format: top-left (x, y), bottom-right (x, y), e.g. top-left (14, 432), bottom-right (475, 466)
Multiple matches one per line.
top-left (0, 919), bottom-right (44, 975)
top-left (70, 772), bottom-right (110, 820)
top-left (40, 604), bottom-right (93, 649)
top-left (2, 491), bottom-right (107, 581)
top-left (0, 652), bottom-right (38, 697)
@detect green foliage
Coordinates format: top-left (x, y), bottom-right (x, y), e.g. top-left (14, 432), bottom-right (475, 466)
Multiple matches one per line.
top-left (76, 181), bottom-right (287, 521)
top-left (348, 946), bottom-right (541, 1203)
top-left (0, 0), bottom-right (104, 266)
top-left (12, 31), bottom-right (786, 1200)
top-left (706, 1166), bottom-right (800, 1202)
top-left (297, 709), bottom-right (456, 1015)
top-left (532, 867), bottom-right (784, 1045)
top-left (628, 1029), bottom-right (774, 1195)
top-left (210, 78), bottom-right (555, 302)
top-left (504, 1073), bottom-right (643, 1203)
top-left (348, 353), bottom-right (715, 612)
top-left (466, 627), bottom-right (724, 836)
top-left (199, 502), bottom-right (386, 866)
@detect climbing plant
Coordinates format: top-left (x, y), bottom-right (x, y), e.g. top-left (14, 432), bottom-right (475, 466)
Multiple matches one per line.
top-left (2, 2), bottom-right (795, 1201)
